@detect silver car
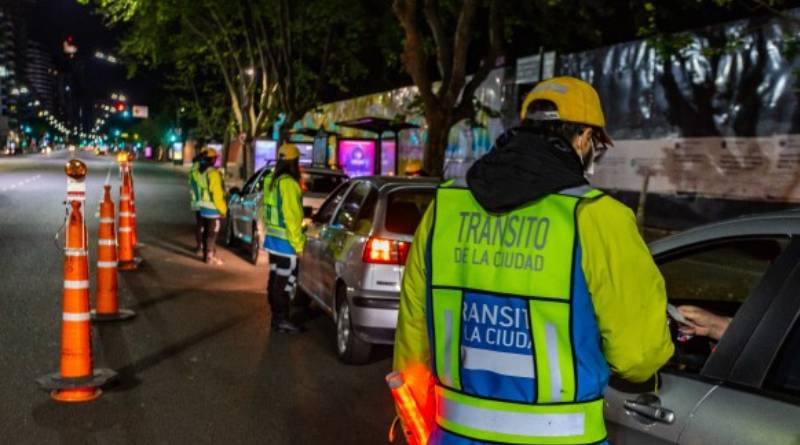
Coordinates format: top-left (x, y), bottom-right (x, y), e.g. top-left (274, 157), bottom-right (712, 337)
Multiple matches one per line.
top-left (297, 176), bottom-right (438, 364)
top-left (226, 166), bottom-right (348, 264)
top-left (606, 210), bottom-right (800, 444)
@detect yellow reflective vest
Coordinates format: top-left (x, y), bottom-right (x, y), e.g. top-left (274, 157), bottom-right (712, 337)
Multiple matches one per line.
top-left (262, 172), bottom-right (305, 256)
top-left (394, 184), bottom-right (674, 444)
top-left (189, 162), bottom-right (202, 211)
top-left (197, 167), bottom-right (227, 218)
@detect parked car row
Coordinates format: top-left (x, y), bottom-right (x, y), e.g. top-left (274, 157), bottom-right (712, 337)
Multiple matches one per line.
top-left (225, 167), bottom-right (800, 444)
top-left (226, 165), bottom-right (436, 363)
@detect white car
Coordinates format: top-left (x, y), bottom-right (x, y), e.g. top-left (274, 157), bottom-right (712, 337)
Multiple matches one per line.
top-left (297, 176), bottom-right (438, 363)
top-left (226, 166), bottom-right (348, 264)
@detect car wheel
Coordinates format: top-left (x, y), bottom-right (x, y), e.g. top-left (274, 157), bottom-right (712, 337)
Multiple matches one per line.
top-left (336, 291), bottom-right (371, 365)
top-left (249, 223), bottom-right (260, 264)
top-left (225, 215), bottom-right (237, 247)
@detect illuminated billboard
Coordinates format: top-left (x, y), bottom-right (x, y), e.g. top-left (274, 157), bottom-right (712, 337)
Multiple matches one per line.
top-left (295, 142), bottom-right (313, 165)
top-left (172, 142), bottom-right (183, 161)
top-left (254, 139), bottom-right (277, 171)
top-left (338, 139), bottom-right (376, 177)
top-left (381, 140), bottom-right (396, 176)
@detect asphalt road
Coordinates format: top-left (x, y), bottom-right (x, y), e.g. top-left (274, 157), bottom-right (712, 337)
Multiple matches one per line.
top-left (0, 150), bottom-right (395, 444)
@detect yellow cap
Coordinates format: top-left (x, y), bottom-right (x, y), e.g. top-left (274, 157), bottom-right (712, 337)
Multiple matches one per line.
top-left (404, 160), bottom-right (422, 175)
top-left (205, 148), bottom-right (218, 158)
top-left (520, 76), bottom-right (612, 145)
top-left (278, 143), bottom-right (300, 161)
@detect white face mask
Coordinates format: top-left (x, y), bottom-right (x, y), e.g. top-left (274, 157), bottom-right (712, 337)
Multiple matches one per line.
top-left (585, 154), bottom-right (596, 176)
top-left (576, 131), bottom-right (597, 176)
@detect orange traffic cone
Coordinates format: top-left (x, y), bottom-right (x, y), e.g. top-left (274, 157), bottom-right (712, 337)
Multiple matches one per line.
top-left (117, 180), bottom-right (141, 271)
top-left (37, 198), bottom-right (116, 402)
top-left (92, 185), bottom-right (136, 321)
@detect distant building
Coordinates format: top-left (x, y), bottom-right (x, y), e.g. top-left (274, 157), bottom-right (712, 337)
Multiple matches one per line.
top-left (25, 40), bottom-right (57, 112)
top-left (0, 9), bottom-right (18, 146)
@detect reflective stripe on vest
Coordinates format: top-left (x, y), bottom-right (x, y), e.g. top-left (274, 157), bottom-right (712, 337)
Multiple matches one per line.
top-left (436, 386), bottom-right (605, 444)
top-left (266, 226), bottom-right (288, 239)
top-left (427, 184), bottom-right (606, 444)
top-left (189, 166), bottom-right (203, 205)
top-left (197, 170), bottom-right (215, 210)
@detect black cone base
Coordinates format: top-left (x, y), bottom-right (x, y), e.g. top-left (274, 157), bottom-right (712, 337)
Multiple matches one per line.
top-left (91, 308), bottom-right (136, 322)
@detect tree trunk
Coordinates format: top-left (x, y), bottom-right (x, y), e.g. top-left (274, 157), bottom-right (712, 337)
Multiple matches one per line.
top-left (243, 135), bottom-right (255, 179)
top-left (424, 113), bottom-right (450, 178)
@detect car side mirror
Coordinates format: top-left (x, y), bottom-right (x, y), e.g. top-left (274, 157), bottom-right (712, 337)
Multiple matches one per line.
top-left (303, 206), bottom-right (313, 218)
top-left (229, 186), bottom-right (241, 196)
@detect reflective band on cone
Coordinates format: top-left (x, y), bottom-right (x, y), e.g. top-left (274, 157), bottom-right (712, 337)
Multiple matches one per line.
top-left (64, 280), bottom-right (89, 289)
top-left (63, 312), bottom-right (91, 322)
top-left (97, 261), bottom-right (117, 268)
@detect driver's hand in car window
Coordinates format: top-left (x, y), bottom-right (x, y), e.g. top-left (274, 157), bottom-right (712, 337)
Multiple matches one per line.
top-left (677, 305), bottom-right (732, 341)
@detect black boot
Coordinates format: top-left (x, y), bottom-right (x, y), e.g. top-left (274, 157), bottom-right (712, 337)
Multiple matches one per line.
top-left (273, 320), bottom-right (303, 334)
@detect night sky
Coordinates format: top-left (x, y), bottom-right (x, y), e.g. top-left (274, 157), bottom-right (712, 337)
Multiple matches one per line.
top-left (25, 0), bottom-right (161, 110)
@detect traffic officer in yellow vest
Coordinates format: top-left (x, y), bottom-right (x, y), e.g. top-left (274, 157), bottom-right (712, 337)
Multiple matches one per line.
top-left (262, 144), bottom-right (305, 334)
top-left (189, 146), bottom-right (207, 256)
top-left (393, 76), bottom-right (674, 445)
top-left (197, 148), bottom-right (227, 265)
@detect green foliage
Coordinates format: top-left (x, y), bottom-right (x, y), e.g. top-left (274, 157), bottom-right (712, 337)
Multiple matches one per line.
top-left (81, 0), bottom-right (375, 146)
top-left (127, 104), bottom-right (175, 146)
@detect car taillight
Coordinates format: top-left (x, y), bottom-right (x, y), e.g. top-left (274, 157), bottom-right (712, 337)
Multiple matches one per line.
top-left (363, 237), bottom-right (411, 265)
top-left (397, 241), bottom-right (410, 265)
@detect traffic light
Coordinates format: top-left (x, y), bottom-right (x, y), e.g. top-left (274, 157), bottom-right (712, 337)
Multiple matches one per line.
top-left (115, 102), bottom-right (126, 113)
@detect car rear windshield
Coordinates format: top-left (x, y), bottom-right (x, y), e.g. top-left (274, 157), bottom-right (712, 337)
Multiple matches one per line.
top-left (385, 189), bottom-right (435, 235)
top-left (302, 171), bottom-right (347, 194)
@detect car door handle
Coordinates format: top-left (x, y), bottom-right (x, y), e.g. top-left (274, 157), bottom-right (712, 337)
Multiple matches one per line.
top-left (624, 399), bottom-right (675, 424)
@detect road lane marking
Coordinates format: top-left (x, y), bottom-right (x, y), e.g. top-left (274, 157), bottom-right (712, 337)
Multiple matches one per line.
top-left (0, 174), bottom-right (43, 192)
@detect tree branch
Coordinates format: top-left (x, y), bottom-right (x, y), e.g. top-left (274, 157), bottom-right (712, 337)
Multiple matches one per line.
top-left (313, 27), bottom-right (333, 105)
top-left (423, 0), bottom-right (452, 81)
top-left (183, 16), bottom-right (244, 131)
top-left (393, 0), bottom-right (438, 113)
top-left (455, 1), bottom-right (503, 121)
top-left (279, 0), bottom-right (294, 110)
top-left (748, 0), bottom-right (800, 28)
top-left (444, 0), bottom-right (479, 106)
